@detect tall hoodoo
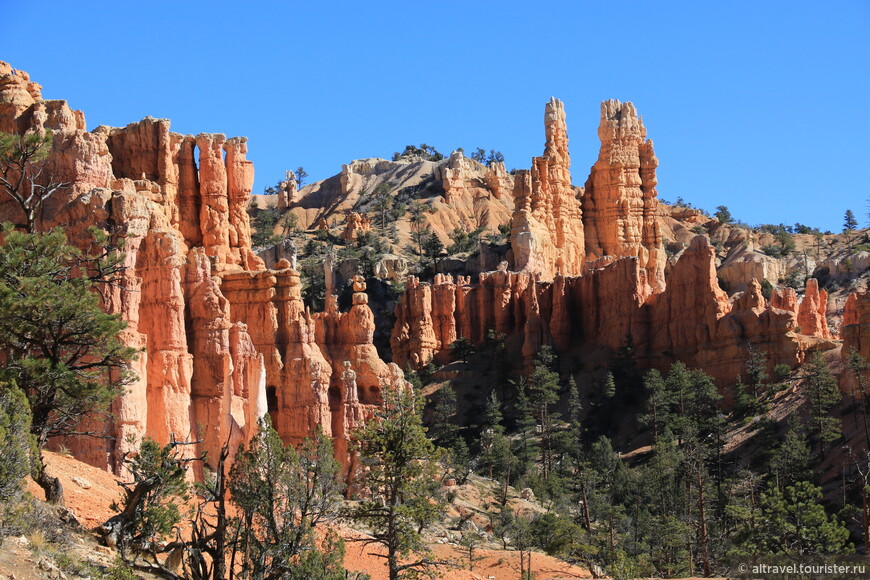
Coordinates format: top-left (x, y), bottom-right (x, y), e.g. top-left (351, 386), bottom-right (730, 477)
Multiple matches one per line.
top-left (583, 99), bottom-right (665, 291)
top-left (510, 97), bottom-right (585, 280)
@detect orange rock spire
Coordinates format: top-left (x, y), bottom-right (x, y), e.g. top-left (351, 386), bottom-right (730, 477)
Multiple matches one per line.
top-left (583, 99), bottom-right (665, 291)
top-left (510, 98), bottom-right (585, 280)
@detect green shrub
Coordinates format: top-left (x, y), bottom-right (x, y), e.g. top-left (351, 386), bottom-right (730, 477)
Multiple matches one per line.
top-left (0, 383), bottom-right (34, 504)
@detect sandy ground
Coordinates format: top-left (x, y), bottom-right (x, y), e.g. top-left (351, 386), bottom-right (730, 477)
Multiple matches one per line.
top-left (4, 452), bottom-right (592, 580)
top-left (24, 451), bottom-right (123, 530)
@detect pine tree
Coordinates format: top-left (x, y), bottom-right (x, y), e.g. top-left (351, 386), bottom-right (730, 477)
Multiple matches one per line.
top-left (480, 391), bottom-right (517, 501)
top-left (349, 383), bottom-right (444, 580)
top-left (528, 346), bottom-right (561, 479)
top-left (846, 348), bottom-right (870, 449)
top-left (512, 378), bottom-right (536, 468)
top-left (802, 352), bottom-right (842, 456)
top-left (0, 131), bottom-right (68, 232)
top-left (104, 438), bottom-right (190, 568)
top-left (844, 209), bottom-right (858, 233)
top-left (0, 226), bottom-right (137, 504)
top-left (483, 391), bottom-right (504, 434)
top-left (745, 344), bottom-right (768, 399)
top-left (0, 382), bottom-right (34, 503)
top-left (769, 417), bottom-right (811, 490)
top-left (735, 481), bottom-right (852, 555)
top-left (560, 376), bottom-right (583, 462)
top-left (603, 372), bottom-right (616, 400)
top-left (641, 369), bottom-right (670, 440)
top-left (427, 385), bottom-right (459, 448)
top-left (230, 419), bottom-right (345, 580)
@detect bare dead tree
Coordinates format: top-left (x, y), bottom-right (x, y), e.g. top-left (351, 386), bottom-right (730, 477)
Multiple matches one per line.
top-left (0, 130), bottom-right (69, 232)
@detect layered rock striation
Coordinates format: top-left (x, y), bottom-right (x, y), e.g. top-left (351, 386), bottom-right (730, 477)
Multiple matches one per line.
top-left (582, 100), bottom-right (665, 291)
top-left (510, 98), bottom-right (586, 280)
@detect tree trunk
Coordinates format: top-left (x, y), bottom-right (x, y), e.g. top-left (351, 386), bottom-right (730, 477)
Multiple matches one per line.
top-left (697, 468), bottom-right (710, 577)
top-left (34, 453), bottom-right (64, 505)
top-left (212, 444), bottom-right (229, 580)
top-left (862, 483), bottom-right (869, 551)
top-left (580, 478), bottom-right (591, 532)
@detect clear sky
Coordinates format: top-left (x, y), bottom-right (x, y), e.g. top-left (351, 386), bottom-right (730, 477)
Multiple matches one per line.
top-left (2, 1), bottom-right (867, 232)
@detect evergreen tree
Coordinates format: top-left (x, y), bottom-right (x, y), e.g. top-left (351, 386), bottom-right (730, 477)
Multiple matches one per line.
top-left (641, 369), bottom-right (671, 441)
top-left (714, 205), bottom-right (733, 224)
top-left (370, 183), bottom-right (394, 230)
top-left (0, 226), bottom-right (137, 504)
top-left (844, 209), bottom-right (858, 233)
top-left (745, 344), bottom-right (768, 399)
top-left (349, 383), bottom-right (445, 580)
top-left (295, 166), bottom-right (308, 187)
top-left (512, 378), bottom-right (536, 468)
top-left (230, 419), bottom-right (345, 580)
top-left (556, 376), bottom-right (583, 462)
top-left (648, 362), bottom-right (722, 448)
top-left (603, 372), bottom-right (617, 400)
top-left (449, 336), bottom-right (475, 362)
top-left (479, 392), bottom-right (514, 497)
top-left (769, 417), bottom-right (812, 490)
top-left (421, 231), bottom-right (444, 269)
top-left (611, 334), bottom-right (642, 401)
top-left (407, 201), bottom-right (430, 255)
top-left (846, 348), bottom-right (870, 449)
top-left (0, 383), bottom-right (34, 503)
top-left (734, 481), bottom-right (852, 555)
top-left (802, 353), bottom-right (842, 456)
top-left (528, 346), bottom-right (561, 478)
top-left (483, 391), bottom-right (504, 434)
top-left (0, 131), bottom-right (68, 232)
top-left (104, 438), bottom-right (190, 569)
top-left (427, 385), bottom-right (459, 448)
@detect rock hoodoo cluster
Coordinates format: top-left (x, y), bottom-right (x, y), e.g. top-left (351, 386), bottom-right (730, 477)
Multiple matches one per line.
top-left (2, 60), bottom-right (862, 478)
top-left (0, 62), bottom-right (405, 473)
top-left (390, 98), bottom-right (840, 387)
top-left (510, 98), bottom-right (586, 280)
top-left (392, 236), bottom-right (829, 385)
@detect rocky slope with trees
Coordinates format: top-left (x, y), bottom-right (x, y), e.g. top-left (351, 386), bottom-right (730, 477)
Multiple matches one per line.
top-left (3, 59), bottom-right (870, 577)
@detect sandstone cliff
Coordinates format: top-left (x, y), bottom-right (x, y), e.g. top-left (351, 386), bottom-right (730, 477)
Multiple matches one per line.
top-left (843, 291), bottom-right (870, 361)
top-left (0, 62), bottom-right (406, 473)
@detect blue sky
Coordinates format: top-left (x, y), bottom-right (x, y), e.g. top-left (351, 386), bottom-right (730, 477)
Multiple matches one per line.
top-left (2, 1), bottom-right (867, 232)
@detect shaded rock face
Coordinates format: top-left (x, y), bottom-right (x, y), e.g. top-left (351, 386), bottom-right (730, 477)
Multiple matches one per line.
top-left (582, 99), bottom-right (664, 291)
top-left (843, 292), bottom-right (870, 361)
top-left (0, 62), bottom-right (404, 473)
top-left (393, 236), bottom-right (817, 386)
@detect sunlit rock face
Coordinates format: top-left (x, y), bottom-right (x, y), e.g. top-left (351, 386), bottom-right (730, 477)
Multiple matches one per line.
top-left (583, 99), bottom-right (664, 292)
top-left (0, 62), bottom-right (406, 472)
top-left (511, 98), bottom-right (586, 281)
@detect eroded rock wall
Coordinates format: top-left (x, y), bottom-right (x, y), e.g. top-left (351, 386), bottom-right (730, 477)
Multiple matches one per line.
top-left (392, 236), bottom-right (810, 386)
top-left (0, 62), bottom-right (403, 473)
